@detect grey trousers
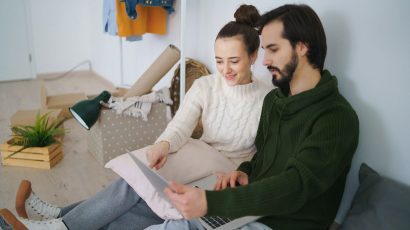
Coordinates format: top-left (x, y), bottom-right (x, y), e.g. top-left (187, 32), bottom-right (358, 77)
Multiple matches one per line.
top-left (146, 219), bottom-right (272, 230)
top-left (58, 178), bottom-right (271, 230)
top-left (60, 178), bottom-right (164, 230)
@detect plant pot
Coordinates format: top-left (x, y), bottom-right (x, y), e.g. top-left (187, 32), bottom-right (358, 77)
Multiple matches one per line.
top-left (0, 138), bottom-right (63, 169)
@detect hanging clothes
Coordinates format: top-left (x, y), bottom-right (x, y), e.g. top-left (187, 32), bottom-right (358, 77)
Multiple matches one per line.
top-left (122, 0), bottom-right (174, 20)
top-left (103, 0), bottom-right (118, 35)
top-left (126, 36), bottom-right (143, 41)
top-left (116, 0), bottom-right (168, 37)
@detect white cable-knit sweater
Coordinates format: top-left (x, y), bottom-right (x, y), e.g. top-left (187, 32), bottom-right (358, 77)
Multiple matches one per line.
top-left (156, 73), bottom-right (271, 159)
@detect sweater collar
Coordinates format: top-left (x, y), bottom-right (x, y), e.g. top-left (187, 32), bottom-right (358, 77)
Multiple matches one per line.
top-left (219, 73), bottom-right (261, 100)
top-left (271, 69), bottom-right (338, 115)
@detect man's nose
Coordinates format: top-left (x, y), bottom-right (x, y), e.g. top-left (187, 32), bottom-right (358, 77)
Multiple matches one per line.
top-left (263, 53), bottom-right (272, 66)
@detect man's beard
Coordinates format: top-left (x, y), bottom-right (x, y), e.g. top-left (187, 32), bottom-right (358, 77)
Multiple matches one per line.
top-left (267, 50), bottom-right (298, 96)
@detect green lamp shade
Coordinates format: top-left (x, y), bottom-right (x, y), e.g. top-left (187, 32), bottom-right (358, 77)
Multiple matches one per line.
top-left (69, 90), bottom-right (111, 130)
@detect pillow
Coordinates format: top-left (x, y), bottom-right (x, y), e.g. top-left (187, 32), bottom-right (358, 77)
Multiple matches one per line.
top-left (105, 138), bottom-right (239, 219)
top-left (341, 163), bottom-right (410, 230)
top-left (106, 146), bottom-right (182, 219)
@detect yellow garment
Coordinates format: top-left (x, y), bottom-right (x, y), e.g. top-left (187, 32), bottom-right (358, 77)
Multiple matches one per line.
top-left (116, 0), bottom-right (167, 37)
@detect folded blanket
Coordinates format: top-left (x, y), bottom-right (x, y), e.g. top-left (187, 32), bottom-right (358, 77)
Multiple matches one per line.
top-left (109, 87), bottom-right (172, 121)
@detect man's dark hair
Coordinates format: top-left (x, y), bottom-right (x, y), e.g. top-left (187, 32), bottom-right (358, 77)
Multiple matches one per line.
top-left (258, 4), bottom-right (327, 71)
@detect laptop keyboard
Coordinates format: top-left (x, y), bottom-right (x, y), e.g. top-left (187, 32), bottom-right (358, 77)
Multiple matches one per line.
top-left (200, 216), bottom-right (233, 229)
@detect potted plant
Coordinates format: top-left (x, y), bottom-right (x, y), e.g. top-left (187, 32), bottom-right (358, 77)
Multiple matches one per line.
top-left (0, 112), bottom-right (67, 169)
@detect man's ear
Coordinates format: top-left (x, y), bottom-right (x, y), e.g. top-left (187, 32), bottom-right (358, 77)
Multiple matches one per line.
top-left (296, 42), bottom-right (309, 57)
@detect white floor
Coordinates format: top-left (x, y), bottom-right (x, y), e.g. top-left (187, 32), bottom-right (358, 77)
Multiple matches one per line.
top-left (0, 71), bottom-right (119, 212)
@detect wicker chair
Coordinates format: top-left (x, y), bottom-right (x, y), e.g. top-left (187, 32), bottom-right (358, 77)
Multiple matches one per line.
top-left (169, 58), bottom-right (210, 139)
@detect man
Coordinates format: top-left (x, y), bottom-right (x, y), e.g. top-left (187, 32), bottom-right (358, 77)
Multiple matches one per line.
top-left (149, 4), bottom-right (359, 230)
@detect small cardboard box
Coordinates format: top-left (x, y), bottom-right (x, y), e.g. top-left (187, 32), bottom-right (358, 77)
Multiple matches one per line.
top-left (87, 103), bottom-right (169, 165)
top-left (40, 82), bottom-right (87, 119)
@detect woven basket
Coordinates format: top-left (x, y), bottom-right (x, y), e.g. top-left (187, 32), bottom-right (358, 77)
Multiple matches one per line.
top-left (170, 58), bottom-right (210, 139)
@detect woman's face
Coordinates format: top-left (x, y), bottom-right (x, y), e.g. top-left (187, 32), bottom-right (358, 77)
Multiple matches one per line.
top-left (214, 36), bottom-right (256, 86)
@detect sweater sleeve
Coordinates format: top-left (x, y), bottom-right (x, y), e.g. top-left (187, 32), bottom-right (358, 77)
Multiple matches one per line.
top-left (206, 109), bottom-right (359, 218)
top-left (155, 79), bottom-right (205, 152)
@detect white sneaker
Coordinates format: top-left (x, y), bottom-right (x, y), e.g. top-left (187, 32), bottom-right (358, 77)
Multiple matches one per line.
top-left (15, 180), bottom-right (61, 220)
top-left (19, 216), bottom-right (67, 230)
top-left (0, 208), bottom-right (67, 230)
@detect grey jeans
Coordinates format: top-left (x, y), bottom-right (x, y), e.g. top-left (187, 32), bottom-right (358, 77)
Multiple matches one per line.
top-left (60, 178), bottom-right (164, 230)
top-left (58, 178), bottom-right (271, 230)
top-left (146, 219), bottom-right (272, 230)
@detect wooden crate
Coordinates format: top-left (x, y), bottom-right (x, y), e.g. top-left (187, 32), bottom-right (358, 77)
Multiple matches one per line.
top-left (0, 139), bottom-right (64, 169)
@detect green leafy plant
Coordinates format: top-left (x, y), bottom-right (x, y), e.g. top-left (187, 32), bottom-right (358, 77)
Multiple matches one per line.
top-left (5, 112), bottom-right (67, 159)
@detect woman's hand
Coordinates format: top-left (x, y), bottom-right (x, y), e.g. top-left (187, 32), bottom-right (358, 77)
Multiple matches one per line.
top-left (213, 171), bottom-right (249, 191)
top-left (145, 141), bottom-right (170, 170)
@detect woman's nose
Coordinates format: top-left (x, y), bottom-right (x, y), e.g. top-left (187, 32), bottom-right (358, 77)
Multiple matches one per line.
top-left (223, 63), bottom-right (231, 75)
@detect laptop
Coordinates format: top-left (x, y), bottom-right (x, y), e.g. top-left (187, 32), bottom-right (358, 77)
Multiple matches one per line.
top-left (128, 152), bottom-right (261, 230)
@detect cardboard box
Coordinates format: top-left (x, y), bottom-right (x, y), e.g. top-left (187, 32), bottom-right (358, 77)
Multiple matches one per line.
top-left (40, 82), bottom-right (87, 119)
top-left (87, 103), bottom-right (169, 165)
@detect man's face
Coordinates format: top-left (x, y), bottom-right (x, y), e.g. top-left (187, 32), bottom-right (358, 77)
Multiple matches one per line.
top-left (261, 20), bottom-right (298, 94)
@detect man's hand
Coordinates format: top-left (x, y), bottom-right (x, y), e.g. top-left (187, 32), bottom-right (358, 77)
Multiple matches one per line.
top-left (164, 182), bottom-right (207, 219)
top-left (213, 171), bottom-right (249, 191)
top-left (145, 141), bottom-right (170, 169)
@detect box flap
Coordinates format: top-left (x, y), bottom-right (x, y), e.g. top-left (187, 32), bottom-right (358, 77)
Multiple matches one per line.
top-left (47, 93), bottom-right (87, 108)
top-left (11, 109), bottom-right (63, 127)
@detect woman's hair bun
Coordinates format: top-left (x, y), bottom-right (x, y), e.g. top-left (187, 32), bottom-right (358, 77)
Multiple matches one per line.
top-left (234, 4), bottom-right (260, 27)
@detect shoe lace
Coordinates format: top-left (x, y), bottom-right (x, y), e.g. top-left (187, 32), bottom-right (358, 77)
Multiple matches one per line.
top-left (23, 218), bottom-right (62, 225)
top-left (28, 192), bottom-right (60, 218)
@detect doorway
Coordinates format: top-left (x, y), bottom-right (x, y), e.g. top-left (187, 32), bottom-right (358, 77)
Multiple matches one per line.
top-left (0, 0), bottom-right (35, 82)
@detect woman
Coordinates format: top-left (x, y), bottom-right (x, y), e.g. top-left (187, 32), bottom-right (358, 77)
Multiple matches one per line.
top-left (0, 4), bottom-right (269, 230)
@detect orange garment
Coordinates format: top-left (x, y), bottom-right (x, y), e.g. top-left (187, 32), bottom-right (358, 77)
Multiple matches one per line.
top-left (116, 0), bottom-right (167, 37)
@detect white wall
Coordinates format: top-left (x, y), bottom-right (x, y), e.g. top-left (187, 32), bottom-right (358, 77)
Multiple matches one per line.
top-left (319, 0), bottom-right (410, 222)
top-left (29, 0), bottom-right (91, 73)
top-left (187, 0), bottom-right (410, 223)
top-left (87, 0), bottom-right (122, 85)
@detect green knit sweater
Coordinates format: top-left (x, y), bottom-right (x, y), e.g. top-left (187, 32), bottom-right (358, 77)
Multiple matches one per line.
top-left (205, 70), bottom-right (359, 230)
